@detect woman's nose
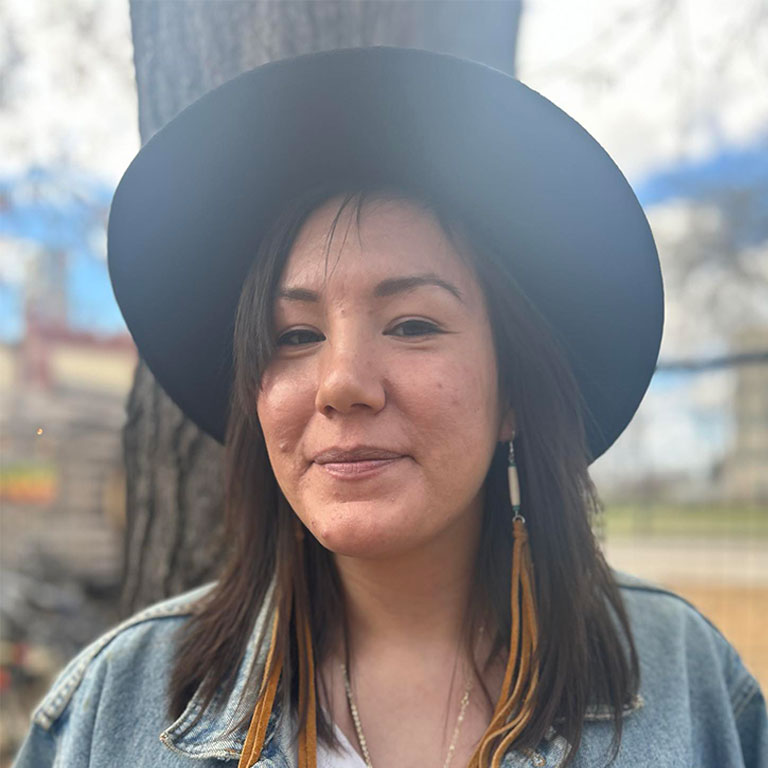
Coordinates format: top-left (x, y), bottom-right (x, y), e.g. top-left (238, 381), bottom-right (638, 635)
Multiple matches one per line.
top-left (314, 334), bottom-right (386, 416)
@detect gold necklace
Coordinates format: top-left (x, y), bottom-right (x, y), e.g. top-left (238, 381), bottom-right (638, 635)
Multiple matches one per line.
top-left (340, 662), bottom-right (474, 768)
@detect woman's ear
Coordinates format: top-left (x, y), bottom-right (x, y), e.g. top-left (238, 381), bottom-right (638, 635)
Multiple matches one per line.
top-left (498, 407), bottom-right (517, 443)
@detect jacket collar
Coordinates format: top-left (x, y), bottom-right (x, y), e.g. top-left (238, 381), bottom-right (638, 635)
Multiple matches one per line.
top-left (159, 583), bottom-right (286, 763)
top-left (158, 588), bottom-right (643, 764)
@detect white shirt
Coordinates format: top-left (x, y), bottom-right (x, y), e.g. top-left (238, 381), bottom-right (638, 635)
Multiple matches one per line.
top-left (316, 723), bottom-right (368, 768)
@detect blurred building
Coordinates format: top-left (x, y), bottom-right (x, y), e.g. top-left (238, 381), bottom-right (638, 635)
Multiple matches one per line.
top-left (719, 328), bottom-right (768, 503)
top-left (0, 311), bottom-right (135, 585)
top-left (0, 304), bottom-right (136, 763)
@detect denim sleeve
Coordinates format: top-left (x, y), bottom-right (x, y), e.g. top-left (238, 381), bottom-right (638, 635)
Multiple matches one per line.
top-left (734, 682), bottom-right (768, 768)
top-left (8, 589), bottom-right (208, 768)
top-left (11, 723), bottom-right (57, 768)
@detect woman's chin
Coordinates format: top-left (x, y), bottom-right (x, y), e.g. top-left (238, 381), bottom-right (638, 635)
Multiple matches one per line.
top-left (306, 509), bottom-right (424, 560)
top-left (312, 527), bottom-right (400, 560)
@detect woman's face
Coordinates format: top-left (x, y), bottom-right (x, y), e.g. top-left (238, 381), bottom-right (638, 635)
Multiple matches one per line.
top-left (257, 197), bottom-right (514, 559)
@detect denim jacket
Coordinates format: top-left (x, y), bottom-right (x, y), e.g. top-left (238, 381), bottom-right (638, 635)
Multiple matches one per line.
top-left (13, 571), bottom-right (768, 767)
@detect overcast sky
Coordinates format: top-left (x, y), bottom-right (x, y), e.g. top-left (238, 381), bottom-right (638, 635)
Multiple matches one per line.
top-left (2, 0), bottom-right (766, 183)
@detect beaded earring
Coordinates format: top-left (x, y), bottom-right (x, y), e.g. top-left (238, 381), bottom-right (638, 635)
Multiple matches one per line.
top-left (507, 439), bottom-right (522, 517)
top-left (468, 437), bottom-right (540, 768)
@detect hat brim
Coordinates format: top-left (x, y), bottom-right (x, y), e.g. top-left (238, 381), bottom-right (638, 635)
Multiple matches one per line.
top-left (108, 46), bottom-right (663, 461)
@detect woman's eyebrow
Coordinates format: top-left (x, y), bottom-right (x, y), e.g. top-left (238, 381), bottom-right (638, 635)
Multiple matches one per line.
top-left (276, 273), bottom-right (464, 303)
top-left (373, 273), bottom-right (464, 302)
top-left (276, 287), bottom-right (319, 303)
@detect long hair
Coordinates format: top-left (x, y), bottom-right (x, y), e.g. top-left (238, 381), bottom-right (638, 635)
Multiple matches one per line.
top-left (169, 184), bottom-right (639, 765)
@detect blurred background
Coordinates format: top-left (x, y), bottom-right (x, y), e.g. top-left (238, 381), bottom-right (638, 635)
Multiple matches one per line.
top-left (0, 0), bottom-right (766, 763)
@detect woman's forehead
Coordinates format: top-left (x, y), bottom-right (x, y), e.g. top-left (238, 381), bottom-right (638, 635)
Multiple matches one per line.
top-left (279, 196), bottom-right (482, 302)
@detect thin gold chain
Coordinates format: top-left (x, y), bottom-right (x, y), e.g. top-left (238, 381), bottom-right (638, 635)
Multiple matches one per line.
top-left (340, 662), bottom-right (474, 768)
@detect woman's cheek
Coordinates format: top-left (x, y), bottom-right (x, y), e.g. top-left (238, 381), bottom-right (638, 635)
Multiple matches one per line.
top-left (429, 362), bottom-right (499, 454)
top-left (405, 355), bottom-right (489, 414)
top-left (257, 371), bottom-right (315, 461)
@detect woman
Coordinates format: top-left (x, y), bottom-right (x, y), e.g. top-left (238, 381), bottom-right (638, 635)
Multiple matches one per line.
top-left (13, 47), bottom-right (766, 768)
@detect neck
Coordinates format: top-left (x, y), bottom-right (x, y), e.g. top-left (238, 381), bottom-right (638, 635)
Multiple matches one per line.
top-left (332, 505), bottom-right (484, 656)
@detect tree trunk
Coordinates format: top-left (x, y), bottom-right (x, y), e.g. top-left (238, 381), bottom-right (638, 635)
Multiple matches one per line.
top-left (123, 0), bottom-right (522, 614)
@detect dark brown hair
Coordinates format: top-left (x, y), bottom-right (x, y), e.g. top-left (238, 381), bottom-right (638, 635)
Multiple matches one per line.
top-left (169, 184), bottom-right (639, 765)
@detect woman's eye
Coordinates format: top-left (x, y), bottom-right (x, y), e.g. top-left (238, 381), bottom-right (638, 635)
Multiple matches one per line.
top-left (276, 329), bottom-right (324, 346)
top-left (387, 319), bottom-right (442, 337)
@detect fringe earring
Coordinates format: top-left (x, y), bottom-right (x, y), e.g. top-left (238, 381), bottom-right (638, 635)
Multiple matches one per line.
top-left (469, 438), bottom-right (540, 768)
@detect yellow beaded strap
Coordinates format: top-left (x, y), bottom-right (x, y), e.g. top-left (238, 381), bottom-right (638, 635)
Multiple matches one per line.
top-left (468, 440), bottom-right (540, 768)
top-left (238, 609), bottom-right (283, 768)
top-left (296, 605), bottom-right (318, 768)
top-left (238, 603), bottom-right (318, 768)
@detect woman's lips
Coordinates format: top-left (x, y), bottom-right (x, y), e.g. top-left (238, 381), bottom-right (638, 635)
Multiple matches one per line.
top-left (315, 457), bottom-right (405, 478)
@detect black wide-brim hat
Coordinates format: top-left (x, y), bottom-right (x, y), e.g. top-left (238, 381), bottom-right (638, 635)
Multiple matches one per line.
top-left (108, 46), bottom-right (663, 461)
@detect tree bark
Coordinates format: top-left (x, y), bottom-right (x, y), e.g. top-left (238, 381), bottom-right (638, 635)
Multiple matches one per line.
top-left (123, 0), bottom-right (522, 614)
